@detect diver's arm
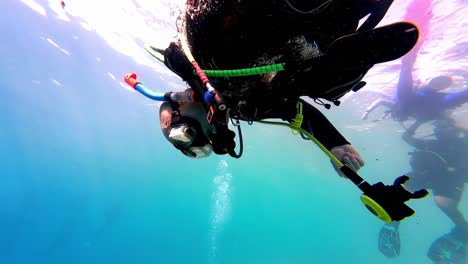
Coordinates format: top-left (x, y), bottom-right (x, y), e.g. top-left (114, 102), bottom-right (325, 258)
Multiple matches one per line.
top-left (443, 87), bottom-right (468, 109)
top-left (397, 0), bottom-right (433, 102)
top-left (300, 100), bottom-right (350, 149)
top-left (396, 53), bottom-right (417, 103)
top-left (361, 98), bottom-right (396, 120)
top-left (300, 99), bottom-right (364, 174)
top-left (404, 0), bottom-right (432, 48)
top-left (402, 120), bottom-right (426, 148)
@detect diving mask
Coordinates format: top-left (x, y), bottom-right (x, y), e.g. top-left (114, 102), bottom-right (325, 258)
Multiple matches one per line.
top-left (168, 124), bottom-right (196, 145)
top-left (182, 144), bottom-right (213, 159)
top-left (167, 122), bottom-right (213, 159)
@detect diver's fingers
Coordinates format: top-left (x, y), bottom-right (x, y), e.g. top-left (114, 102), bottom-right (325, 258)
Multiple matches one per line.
top-left (344, 155), bottom-right (364, 171)
top-left (344, 146), bottom-right (365, 167)
top-left (349, 157), bottom-right (361, 171)
top-left (355, 155), bottom-right (365, 167)
top-left (343, 156), bottom-right (358, 171)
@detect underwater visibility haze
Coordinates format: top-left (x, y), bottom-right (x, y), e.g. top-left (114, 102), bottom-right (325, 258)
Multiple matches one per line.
top-left (1, 0), bottom-right (467, 263)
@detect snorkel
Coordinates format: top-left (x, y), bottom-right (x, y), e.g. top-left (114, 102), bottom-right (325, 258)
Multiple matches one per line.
top-left (124, 73), bottom-right (196, 102)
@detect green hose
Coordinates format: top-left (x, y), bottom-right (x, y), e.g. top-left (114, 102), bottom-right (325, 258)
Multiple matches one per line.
top-left (145, 44), bottom-right (286, 77)
top-left (202, 64), bottom-right (285, 77)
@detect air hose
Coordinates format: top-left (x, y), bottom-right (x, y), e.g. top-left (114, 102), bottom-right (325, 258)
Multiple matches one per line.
top-left (145, 45), bottom-right (286, 77)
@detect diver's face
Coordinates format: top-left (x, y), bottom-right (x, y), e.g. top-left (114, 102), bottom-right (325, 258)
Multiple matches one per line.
top-left (160, 101), bottom-right (214, 159)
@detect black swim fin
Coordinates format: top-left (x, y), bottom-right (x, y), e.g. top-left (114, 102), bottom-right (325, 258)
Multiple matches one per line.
top-left (327, 22), bottom-right (419, 68)
top-left (378, 223), bottom-right (401, 258)
top-left (289, 22), bottom-right (419, 101)
top-left (427, 230), bottom-right (467, 264)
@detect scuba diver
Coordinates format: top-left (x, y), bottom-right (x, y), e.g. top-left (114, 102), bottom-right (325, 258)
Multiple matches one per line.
top-left (356, 1), bottom-right (468, 262)
top-left (361, 55), bottom-right (468, 122)
top-left (124, 0), bottom-right (431, 223)
top-left (158, 0), bottom-right (417, 165)
top-left (361, 0), bottom-right (468, 122)
top-left (378, 119), bottom-right (468, 263)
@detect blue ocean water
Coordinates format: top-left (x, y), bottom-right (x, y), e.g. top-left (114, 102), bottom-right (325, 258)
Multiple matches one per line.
top-left (1, 1), bottom-right (466, 264)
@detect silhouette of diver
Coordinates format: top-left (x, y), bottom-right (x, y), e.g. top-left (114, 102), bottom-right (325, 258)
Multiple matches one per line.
top-left (378, 119), bottom-right (468, 263)
top-left (361, 0), bottom-right (468, 123)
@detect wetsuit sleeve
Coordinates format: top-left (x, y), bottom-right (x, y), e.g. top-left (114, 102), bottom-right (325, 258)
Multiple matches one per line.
top-left (300, 99), bottom-right (350, 150)
top-left (443, 88), bottom-right (468, 108)
top-left (397, 0), bottom-right (433, 103)
top-left (402, 121), bottom-right (426, 148)
top-left (396, 53), bottom-right (416, 103)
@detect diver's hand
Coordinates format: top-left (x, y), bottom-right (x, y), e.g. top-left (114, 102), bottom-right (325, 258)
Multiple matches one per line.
top-left (160, 109), bottom-right (172, 129)
top-left (361, 111), bottom-right (369, 120)
top-left (330, 144), bottom-right (365, 177)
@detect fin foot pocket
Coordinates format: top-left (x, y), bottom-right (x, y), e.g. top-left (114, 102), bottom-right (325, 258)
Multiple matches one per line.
top-left (327, 22), bottom-right (419, 67)
top-left (378, 223), bottom-right (401, 258)
top-left (428, 232), bottom-right (467, 264)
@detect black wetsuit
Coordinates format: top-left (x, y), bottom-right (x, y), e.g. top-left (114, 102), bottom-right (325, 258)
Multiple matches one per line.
top-left (403, 125), bottom-right (467, 201)
top-left (185, 0), bottom-right (392, 67)
top-left (183, 0), bottom-right (397, 106)
top-left (164, 42), bottom-right (349, 150)
top-left (166, 0), bottom-right (393, 150)
top-left (297, 98), bottom-right (350, 149)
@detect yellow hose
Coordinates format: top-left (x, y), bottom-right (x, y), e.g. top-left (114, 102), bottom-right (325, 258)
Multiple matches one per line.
top-left (256, 120), bottom-right (344, 167)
